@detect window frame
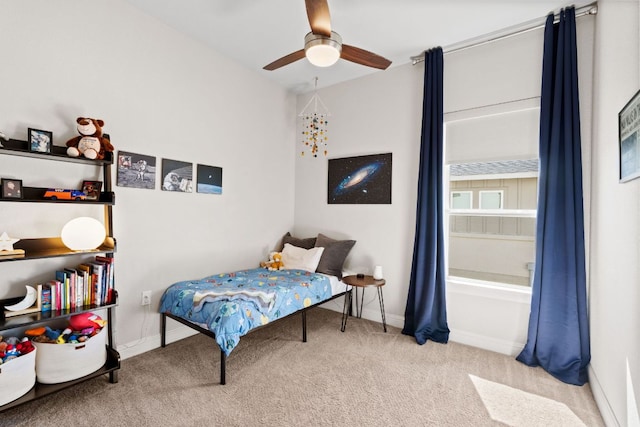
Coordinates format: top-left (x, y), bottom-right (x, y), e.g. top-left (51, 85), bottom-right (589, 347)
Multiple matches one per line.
top-left (444, 100), bottom-right (541, 290)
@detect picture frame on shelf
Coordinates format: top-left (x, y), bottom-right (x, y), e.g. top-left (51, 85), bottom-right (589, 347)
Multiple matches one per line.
top-left (1, 178), bottom-right (23, 199)
top-left (81, 180), bottom-right (102, 200)
top-left (619, 89), bottom-right (640, 183)
top-left (27, 128), bottom-right (53, 153)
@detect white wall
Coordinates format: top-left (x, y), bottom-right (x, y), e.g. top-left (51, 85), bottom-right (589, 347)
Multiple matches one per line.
top-left (1, 1), bottom-right (637, 425)
top-left (294, 14), bottom-right (594, 358)
top-left (0, 1), bottom-right (297, 352)
top-left (293, 4), bottom-right (640, 425)
top-left (293, 64), bottom-right (424, 328)
top-left (293, 61), bottom-right (534, 352)
top-left (589, 1), bottom-right (640, 426)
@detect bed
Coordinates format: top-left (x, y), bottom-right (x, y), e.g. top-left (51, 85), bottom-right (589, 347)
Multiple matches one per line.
top-left (159, 233), bottom-right (356, 384)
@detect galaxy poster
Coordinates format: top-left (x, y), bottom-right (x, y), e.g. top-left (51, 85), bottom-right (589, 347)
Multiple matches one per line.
top-left (328, 153), bottom-right (392, 204)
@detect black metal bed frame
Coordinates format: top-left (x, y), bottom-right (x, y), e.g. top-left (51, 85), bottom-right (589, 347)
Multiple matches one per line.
top-left (160, 289), bottom-right (351, 385)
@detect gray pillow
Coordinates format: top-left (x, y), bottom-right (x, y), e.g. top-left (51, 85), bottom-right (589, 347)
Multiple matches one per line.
top-left (281, 232), bottom-right (317, 250)
top-left (314, 233), bottom-right (356, 279)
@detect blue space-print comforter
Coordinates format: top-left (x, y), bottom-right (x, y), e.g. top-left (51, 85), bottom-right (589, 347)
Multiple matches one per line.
top-left (159, 268), bottom-right (332, 356)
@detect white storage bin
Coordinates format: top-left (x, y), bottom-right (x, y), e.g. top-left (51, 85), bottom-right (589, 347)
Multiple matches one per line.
top-left (0, 347), bottom-right (36, 406)
top-left (33, 326), bottom-right (107, 384)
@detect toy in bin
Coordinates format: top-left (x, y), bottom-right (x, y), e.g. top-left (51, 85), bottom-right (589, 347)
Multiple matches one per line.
top-left (0, 334), bottom-right (37, 407)
top-left (28, 312), bottom-right (105, 344)
top-left (0, 335), bottom-right (35, 365)
top-left (30, 312), bottom-right (108, 384)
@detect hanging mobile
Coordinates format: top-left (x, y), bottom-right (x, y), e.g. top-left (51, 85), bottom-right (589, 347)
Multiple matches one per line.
top-left (298, 77), bottom-right (331, 157)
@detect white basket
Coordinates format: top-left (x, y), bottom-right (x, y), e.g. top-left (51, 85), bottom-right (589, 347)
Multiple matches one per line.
top-left (33, 326), bottom-right (107, 384)
top-left (0, 347), bottom-right (36, 406)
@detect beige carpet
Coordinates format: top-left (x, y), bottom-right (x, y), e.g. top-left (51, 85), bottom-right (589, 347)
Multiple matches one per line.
top-left (1, 308), bottom-right (604, 427)
top-left (469, 375), bottom-right (589, 426)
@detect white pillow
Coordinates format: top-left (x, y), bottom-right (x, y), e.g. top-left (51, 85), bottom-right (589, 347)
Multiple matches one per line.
top-left (281, 243), bottom-right (325, 272)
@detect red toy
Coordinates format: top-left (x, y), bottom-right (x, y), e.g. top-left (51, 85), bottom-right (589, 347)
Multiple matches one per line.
top-left (69, 312), bottom-right (105, 331)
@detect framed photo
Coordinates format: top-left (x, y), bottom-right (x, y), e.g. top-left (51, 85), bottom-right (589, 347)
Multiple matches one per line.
top-left (161, 159), bottom-right (193, 193)
top-left (28, 128), bottom-right (53, 153)
top-left (619, 89), bottom-right (640, 183)
top-left (328, 153), bottom-right (392, 204)
top-left (81, 180), bottom-right (102, 200)
top-left (196, 164), bottom-right (223, 194)
top-left (1, 178), bottom-right (23, 199)
top-left (116, 151), bottom-right (156, 190)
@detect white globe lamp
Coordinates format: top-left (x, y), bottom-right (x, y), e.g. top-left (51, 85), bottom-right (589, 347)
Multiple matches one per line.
top-left (61, 217), bottom-right (106, 251)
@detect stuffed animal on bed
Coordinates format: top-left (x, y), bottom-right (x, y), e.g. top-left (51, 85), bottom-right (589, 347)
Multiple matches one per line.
top-left (260, 252), bottom-right (284, 271)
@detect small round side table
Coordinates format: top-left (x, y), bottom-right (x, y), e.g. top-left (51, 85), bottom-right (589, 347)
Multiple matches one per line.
top-left (341, 275), bottom-right (387, 333)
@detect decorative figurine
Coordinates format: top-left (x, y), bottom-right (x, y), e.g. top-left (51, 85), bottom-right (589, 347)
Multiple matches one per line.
top-left (0, 231), bottom-right (25, 257)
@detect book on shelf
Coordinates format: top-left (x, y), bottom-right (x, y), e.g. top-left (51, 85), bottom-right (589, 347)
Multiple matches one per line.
top-left (55, 270), bottom-right (69, 310)
top-left (48, 280), bottom-right (60, 311)
top-left (6, 255), bottom-right (115, 318)
top-left (41, 283), bottom-right (52, 312)
top-left (95, 255), bottom-right (115, 304)
top-left (78, 264), bottom-right (90, 303)
top-left (90, 262), bottom-right (104, 306)
top-left (59, 255), bottom-right (114, 307)
top-left (76, 264), bottom-right (92, 306)
top-left (64, 268), bottom-right (78, 310)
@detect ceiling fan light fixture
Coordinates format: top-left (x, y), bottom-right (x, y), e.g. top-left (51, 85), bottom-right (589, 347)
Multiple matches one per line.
top-left (304, 32), bottom-right (342, 67)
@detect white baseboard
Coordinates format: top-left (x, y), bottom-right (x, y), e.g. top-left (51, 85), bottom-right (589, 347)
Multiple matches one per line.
top-left (119, 305), bottom-right (518, 360)
top-left (117, 324), bottom-right (198, 360)
top-left (588, 365), bottom-right (620, 427)
top-left (320, 299), bottom-right (404, 329)
top-left (357, 306), bottom-right (404, 329)
top-left (449, 328), bottom-right (525, 356)
top-left (323, 300), bottom-right (524, 356)
top-left (118, 301), bottom-right (395, 360)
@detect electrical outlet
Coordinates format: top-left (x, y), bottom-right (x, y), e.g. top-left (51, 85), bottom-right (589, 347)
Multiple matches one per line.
top-left (141, 290), bottom-right (152, 306)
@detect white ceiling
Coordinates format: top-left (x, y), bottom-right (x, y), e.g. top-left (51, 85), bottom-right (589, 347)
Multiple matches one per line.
top-left (124, 0), bottom-right (595, 94)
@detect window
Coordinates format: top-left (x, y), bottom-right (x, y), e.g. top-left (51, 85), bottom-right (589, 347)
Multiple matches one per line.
top-left (479, 190), bottom-right (503, 209)
top-left (445, 106), bottom-right (540, 288)
top-left (451, 191), bottom-right (472, 209)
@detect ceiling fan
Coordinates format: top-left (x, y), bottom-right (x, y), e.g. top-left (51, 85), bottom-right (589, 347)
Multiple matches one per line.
top-left (263, 0), bottom-right (392, 71)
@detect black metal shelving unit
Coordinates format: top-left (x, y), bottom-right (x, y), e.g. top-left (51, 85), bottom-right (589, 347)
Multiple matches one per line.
top-left (0, 138), bottom-right (120, 412)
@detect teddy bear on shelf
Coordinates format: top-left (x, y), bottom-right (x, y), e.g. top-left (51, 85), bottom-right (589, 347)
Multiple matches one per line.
top-left (66, 117), bottom-right (114, 160)
top-left (260, 252), bottom-right (285, 271)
